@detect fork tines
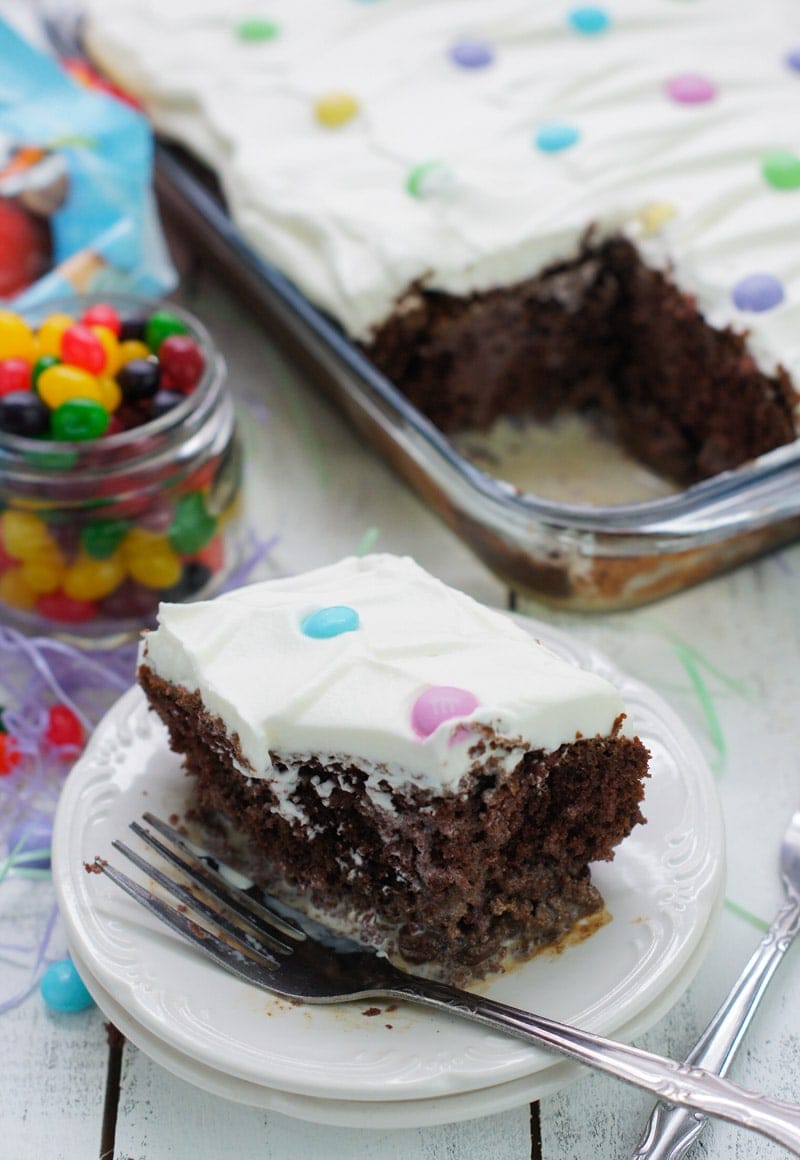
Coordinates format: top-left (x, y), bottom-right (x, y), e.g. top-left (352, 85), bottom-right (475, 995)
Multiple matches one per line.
top-left (95, 814), bottom-right (305, 987)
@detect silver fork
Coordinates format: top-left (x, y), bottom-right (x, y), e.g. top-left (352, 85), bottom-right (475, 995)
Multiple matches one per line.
top-left (630, 806), bottom-right (800, 1159)
top-left (94, 814), bottom-right (800, 1157)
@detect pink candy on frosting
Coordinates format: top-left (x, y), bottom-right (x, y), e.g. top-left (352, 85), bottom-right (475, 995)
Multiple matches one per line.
top-left (411, 685), bottom-right (479, 740)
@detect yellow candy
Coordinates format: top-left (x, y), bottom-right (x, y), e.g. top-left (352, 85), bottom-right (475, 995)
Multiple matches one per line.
top-left (121, 528), bottom-right (182, 589)
top-left (314, 92), bottom-right (359, 128)
top-left (90, 325), bottom-right (122, 377)
top-left (116, 339), bottom-right (151, 366)
top-left (96, 376), bottom-right (122, 413)
top-left (63, 552), bottom-right (125, 601)
top-left (0, 311), bottom-right (36, 362)
top-left (636, 202), bottom-right (677, 238)
top-left (0, 509), bottom-right (54, 560)
top-left (20, 548), bottom-right (65, 595)
top-left (0, 568), bottom-right (37, 610)
top-left (37, 363), bottom-right (106, 409)
top-left (36, 313), bottom-right (75, 358)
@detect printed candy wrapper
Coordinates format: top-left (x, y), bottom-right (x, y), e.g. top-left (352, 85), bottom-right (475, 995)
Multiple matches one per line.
top-left (0, 18), bottom-right (175, 310)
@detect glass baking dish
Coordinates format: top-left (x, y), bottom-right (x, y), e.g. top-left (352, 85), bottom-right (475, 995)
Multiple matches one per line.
top-left (153, 145), bottom-right (800, 611)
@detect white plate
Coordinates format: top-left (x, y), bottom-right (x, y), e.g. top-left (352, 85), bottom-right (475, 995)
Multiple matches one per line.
top-left (53, 618), bottom-right (724, 1117)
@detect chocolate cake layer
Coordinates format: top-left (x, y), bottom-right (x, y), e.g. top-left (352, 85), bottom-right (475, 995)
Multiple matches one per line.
top-left (140, 665), bottom-right (649, 984)
top-left (366, 237), bottom-right (797, 486)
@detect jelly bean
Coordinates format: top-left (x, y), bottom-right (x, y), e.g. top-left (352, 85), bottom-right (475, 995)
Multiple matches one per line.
top-left (36, 590), bottom-right (97, 623)
top-left (732, 272), bottom-right (785, 312)
top-left (36, 313), bottom-right (74, 358)
top-left (145, 309), bottom-right (188, 352)
top-left (300, 605), bottom-right (360, 639)
top-left (150, 388), bottom-right (185, 419)
top-left (0, 390), bottom-right (50, 437)
top-left (99, 576), bottom-right (160, 619)
top-left (116, 338), bottom-right (151, 366)
top-left (0, 310), bottom-right (35, 361)
top-left (665, 74), bottom-right (717, 104)
top-left (160, 560), bottom-right (212, 601)
top-left (0, 358), bottom-right (32, 396)
top-left (32, 354), bottom-right (60, 388)
top-left (37, 363), bottom-right (106, 409)
top-left (60, 324), bottom-right (107, 374)
top-left (449, 40), bottom-right (494, 68)
top-left (117, 357), bottom-right (160, 403)
top-left (7, 815), bottom-right (52, 868)
top-left (118, 314), bottom-right (148, 343)
top-left (535, 123), bottom-right (581, 152)
top-left (314, 93), bottom-right (360, 128)
top-left (40, 958), bottom-right (94, 1013)
top-left (158, 334), bottom-right (205, 393)
top-left (81, 302), bottom-right (121, 337)
top-left (122, 527), bottom-right (183, 589)
top-left (50, 398), bottom-right (110, 441)
top-left (762, 149), bottom-right (800, 191)
top-left (44, 703), bottom-right (85, 752)
top-left (0, 568), bottom-right (37, 610)
top-left (95, 376), bottom-right (122, 413)
top-left (411, 686), bottom-right (479, 739)
top-left (81, 518), bottom-right (132, 559)
top-left (568, 5), bottom-right (610, 35)
top-left (168, 491), bottom-right (217, 554)
top-left (0, 731), bottom-right (21, 775)
top-left (0, 510), bottom-right (53, 560)
top-left (237, 17), bottom-right (279, 41)
top-left (63, 552), bottom-right (125, 601)
top-left (20, 550), bottom-right (65, 595)
top-left (90, 325), bottom-right (122, 377)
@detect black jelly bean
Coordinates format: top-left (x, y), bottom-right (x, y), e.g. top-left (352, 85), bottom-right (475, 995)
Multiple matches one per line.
top-left (0, 390), bottom-right (51, 437)
top-left (150, 389), bottom-right (185, 420)
top-left (118, 314), bottom-right (148, 342)
top-left (116, 358), bottom-right (160, 402)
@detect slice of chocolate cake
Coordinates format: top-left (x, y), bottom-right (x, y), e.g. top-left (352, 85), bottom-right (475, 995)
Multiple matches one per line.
top-left (137, 554), bottom-right (649, 984)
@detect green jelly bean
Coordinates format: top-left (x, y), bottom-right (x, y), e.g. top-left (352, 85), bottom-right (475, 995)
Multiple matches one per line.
top-left (50, 397), bottom-right (110, 442)
top-left (145, 309), bottom-right (189, 353)
top-left (168, 491), bottom-right (217, 555)
top-left (81, 518), bottom-right (132, 560)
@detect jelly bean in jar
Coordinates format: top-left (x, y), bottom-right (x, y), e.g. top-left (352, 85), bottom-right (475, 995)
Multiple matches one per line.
top-left (0, 295), bottom-right (243, 639)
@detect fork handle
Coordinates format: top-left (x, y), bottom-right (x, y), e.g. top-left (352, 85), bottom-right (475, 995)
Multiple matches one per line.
top-left (390, 970), bottom-right (800, 1157)
top-left (629, 890), bottom-right (800, 1159)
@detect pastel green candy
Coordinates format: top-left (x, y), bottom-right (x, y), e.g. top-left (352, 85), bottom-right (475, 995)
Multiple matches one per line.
top-left (762, 150), bottom-right (800, 191)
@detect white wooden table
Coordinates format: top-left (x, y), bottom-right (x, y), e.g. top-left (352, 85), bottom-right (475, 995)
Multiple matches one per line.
top-left (3, 249), bottom-right (800, 1159)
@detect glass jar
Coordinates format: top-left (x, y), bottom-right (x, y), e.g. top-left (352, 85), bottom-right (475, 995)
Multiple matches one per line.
top-left (0, 295), bottom-right (243, 641)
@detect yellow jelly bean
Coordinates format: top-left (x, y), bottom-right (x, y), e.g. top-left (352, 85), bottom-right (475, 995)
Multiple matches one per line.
top-left (314, 92), bottom-right (359, 128)
top-left (37, 364), bottom-right (106, 409)
top-left (122, 527), bottom-right (183, 589)
top-left (96, 376), bottom-right (122, 413)
top-left (20, 548), bottom-right (65, 595)
top-left (90, 325), bottom-right (122, 377)
top-left (36, 313), bottom-right (75, 358)
top-left (0, 568), bottom-right (37, 610)
top-left (0, 311), bottom-right (36, 362)
top-left (116, 339), bottom-right (151, 366)
top-left (0, 509), bottom-right (54, 560)
top-left (63, 552), bottom-right (126, 601)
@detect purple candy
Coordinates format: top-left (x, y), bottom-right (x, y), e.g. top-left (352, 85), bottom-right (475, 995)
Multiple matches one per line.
top-left (786, 47), bottom-right (800, 72)
top-left (8, 815), bottom-right (53, 870)
top-left (731, 272), bottom-right (785, 312)
top-left (449, 40), bottom-right (494, 69)
top-left (665, 73), bottom-right (717, 104)
top-left (411, 685), bottom-right (479, 739)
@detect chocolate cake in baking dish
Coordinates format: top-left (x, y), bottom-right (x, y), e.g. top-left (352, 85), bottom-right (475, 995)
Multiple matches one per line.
top-left (85, 0), bottom-right (800, 484)
top-left (138, 554), bottom-right (649, 983)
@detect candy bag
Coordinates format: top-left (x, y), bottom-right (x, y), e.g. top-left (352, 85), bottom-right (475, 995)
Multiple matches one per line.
top-left (0, 18), bottom-right (175, 309)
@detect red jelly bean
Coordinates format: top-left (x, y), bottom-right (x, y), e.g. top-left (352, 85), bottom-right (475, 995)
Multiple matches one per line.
top-left (0, 358), bottom-right (32, 397)
top-left (81, 303), bottom-right (122, 337)
top-left (36, 591), bottom-right (97, 623)
top-left (0, 732), bottom-right (20, 775)
top-left (60, 324), bottom-right (107, 375)
top-left (44, 703), bottom-right (85, 752)
top-left (158, 335), bottom-right (205, 393)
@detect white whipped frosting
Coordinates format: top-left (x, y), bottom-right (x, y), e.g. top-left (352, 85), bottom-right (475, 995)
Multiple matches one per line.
top-left (139, 555), bottom-right (623, 791)
top-left (85, 0), bottom-right (800, 388)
